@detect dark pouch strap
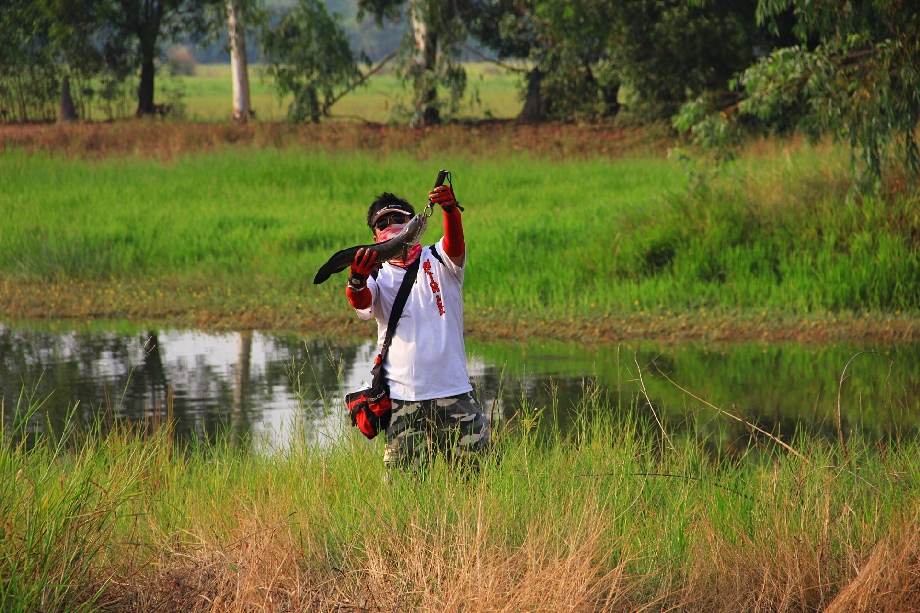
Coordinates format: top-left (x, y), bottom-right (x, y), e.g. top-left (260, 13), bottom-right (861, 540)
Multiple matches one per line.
top-left (372, 255), bottom-right (420, 387)
top-left (429, 243), bottom-right (445, 266)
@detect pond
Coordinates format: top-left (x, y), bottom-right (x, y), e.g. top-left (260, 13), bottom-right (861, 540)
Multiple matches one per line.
top-left (1, 323), bottom-right (917, 452)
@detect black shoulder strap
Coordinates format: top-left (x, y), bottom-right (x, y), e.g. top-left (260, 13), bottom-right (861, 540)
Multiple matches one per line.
top-left (429, 243), bottom-right (445, 266)
top-left (373, 256), bottom-right (420, 384)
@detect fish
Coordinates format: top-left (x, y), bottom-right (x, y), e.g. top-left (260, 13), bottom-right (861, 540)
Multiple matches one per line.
top-left (312, 213), bottom-right (428, 284)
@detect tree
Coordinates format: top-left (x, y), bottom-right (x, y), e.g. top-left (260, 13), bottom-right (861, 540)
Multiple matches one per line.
top-left (0, 0), bottom-right (115, 121)
top-left (531, 0), bottom-right (622, 121)
top-left (610, 1), bottom-right (757, 119)
top-left (261, 0), bottom-right (361, 122)
top-left (468, 1), bottom-right (550, 123)
top-left (471, 0), bottom-right (769, 123)
top-left (226, 0), bottom-right (252, 121)
top-left (359, 0), bottom-right (469, 126)
top-left (677, 0), bottom-right (920, 186)
top-left (469, 1), bottom-right (621, 123)
top-left (106, 0), bottom-right (211, 116)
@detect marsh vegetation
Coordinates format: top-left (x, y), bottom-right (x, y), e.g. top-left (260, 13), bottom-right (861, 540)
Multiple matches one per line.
top-left (2, 385), bottom-right (918, 611)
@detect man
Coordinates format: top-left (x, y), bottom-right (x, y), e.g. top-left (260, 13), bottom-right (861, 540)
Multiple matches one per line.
top-left (345, 184), bottom-right (489, 469)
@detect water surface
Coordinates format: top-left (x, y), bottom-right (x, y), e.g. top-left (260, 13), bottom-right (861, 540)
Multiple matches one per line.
top-left (1, 323), bottom-right (916, 451)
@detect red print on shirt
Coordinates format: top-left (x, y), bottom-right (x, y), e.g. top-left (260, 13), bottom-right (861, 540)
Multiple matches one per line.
top-left (422, 259), bottom-right (445, 316)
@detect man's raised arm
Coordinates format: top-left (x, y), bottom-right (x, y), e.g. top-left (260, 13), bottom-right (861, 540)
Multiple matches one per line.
top-left (429, 185), bottom-right (464, 267)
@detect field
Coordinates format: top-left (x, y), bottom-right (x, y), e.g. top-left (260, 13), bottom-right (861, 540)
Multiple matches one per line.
top-left (79, 62), bottom-right (524, 123)
top-left (3, 390), bottom-right (919, 611)
top-left (0, 126), bottom-right (917, 342)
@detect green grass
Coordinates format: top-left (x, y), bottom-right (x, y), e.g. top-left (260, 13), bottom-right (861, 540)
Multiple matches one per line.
top-left (141, 62), bottom-right (523, 122)
top-left (0, 143), bottom-right (917, 326)
top-left (2, 388), bottom-right (917, 611)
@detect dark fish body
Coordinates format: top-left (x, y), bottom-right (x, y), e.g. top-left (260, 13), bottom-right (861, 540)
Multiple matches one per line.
top-left (312, 214), bottom-right (428, 284)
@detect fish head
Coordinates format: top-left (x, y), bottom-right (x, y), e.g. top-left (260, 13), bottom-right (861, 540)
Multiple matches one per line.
top-left (375, 214), bottom-right (426, 267)
top-left (375, 214), bottom-right (425, 245)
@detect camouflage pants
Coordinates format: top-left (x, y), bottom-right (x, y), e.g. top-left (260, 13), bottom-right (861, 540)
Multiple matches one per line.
top-left (383, 392), bottom-right (490, 469)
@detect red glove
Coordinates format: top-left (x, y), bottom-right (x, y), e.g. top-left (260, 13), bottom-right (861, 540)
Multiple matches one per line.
top-left (350, 248), bottom-right (378, 281)
top-left (428, 185), bottom-right (459, 211)
top-left (346, 248), bottom-right (377, 310)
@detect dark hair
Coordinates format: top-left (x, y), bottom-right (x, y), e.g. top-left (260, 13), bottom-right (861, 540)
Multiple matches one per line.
top-left (366, 192), bottom-right (415, 228)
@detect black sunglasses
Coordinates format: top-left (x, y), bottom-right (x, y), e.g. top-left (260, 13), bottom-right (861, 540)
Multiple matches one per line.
top-left (373, 212), bottom-right (411, 230)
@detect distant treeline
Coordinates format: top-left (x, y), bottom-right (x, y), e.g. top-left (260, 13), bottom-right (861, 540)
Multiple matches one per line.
top-left (187, 1), bottom-right (407, 65)
top-left (1, 1), bottom-right (917, 183)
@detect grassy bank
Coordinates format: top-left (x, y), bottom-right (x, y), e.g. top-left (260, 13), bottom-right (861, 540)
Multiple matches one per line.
top-left (2, 391), bottom-right (918, 611)
top-left (0, 137), bottom-right (917, 340)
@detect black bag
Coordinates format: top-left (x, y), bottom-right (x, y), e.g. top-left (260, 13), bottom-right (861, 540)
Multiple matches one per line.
top-left (345, 256), bottom-right (420, 439)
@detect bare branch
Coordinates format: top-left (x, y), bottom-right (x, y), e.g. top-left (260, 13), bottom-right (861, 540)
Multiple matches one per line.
top-left (653, 363), bottom-right (810, 464)
top-left (461, 45), bottom-right (529, 74)
top-left (634, 356), bottom-right (675, 453)
top-left (322, 50), bottom-right (398, 116)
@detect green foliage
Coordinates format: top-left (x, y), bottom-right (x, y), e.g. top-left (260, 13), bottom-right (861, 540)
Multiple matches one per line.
top-left (677, 0), bottom-right (920, 187)
top-left (471, 0), bottom-right (786, 123)
top-left (530, 0), bottom-right (621, 120)
top-left (672, 96), bottom-right (742, 158)
top-left (611, 0), bottom-right (775, 120)
top-left (359, 0), bottom-right (471, 125)
top-left (0, 0), bottom-right (220, 119)
top-left (469, 0), bottom-right (621, 121)
top-left (0, 0), bottom-right (115, 121)
top-left (261, 0), bottom-right (360, 122)
top-left (103, 0), bottom-right (214, 115)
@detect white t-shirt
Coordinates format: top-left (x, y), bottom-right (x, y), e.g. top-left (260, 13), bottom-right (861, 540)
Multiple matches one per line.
top-left (355, 237), bottom-right (472, 401)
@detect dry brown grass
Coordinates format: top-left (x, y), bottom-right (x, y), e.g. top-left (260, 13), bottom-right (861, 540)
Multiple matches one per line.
top-left (97, 501), bottom-right (920, 612)
top-left (354, 502), bottom-right (634, 611)
top-left (104, 501), bottom-right (637, 612)
top-left (680, 504), bottom-right (920, 613)
top-left (0, 120), bottom-right (668, 161)
top-left (826, 519), bottom-right (920, 613)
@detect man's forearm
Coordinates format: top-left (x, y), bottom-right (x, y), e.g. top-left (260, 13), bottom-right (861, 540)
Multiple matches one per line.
top-left (442, 207), bottom-right (465, 260)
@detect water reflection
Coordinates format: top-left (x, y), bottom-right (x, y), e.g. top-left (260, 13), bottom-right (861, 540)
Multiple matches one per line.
top-left (0, 324), bottom-right (917, 451)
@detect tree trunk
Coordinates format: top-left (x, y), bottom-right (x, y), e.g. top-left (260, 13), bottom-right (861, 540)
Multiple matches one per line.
top-left (227, 0), bottom-right (251, 121)
top-left (58, 75), bottom-right (77, 122)
top-left (232, 330), bottom-right (252, 416)
top-left (137, 52), bottom-right (156, 116)
top-left (517, 68), bottom-right (546, 123)
top-left (142, 331), bottom-right (169, 416)
top-left (409, 0), bottom-right (439, 127)
top-left (231, 330), bottom-right (253, 441)
top-left (602, 79), bottom-right (621, 118)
